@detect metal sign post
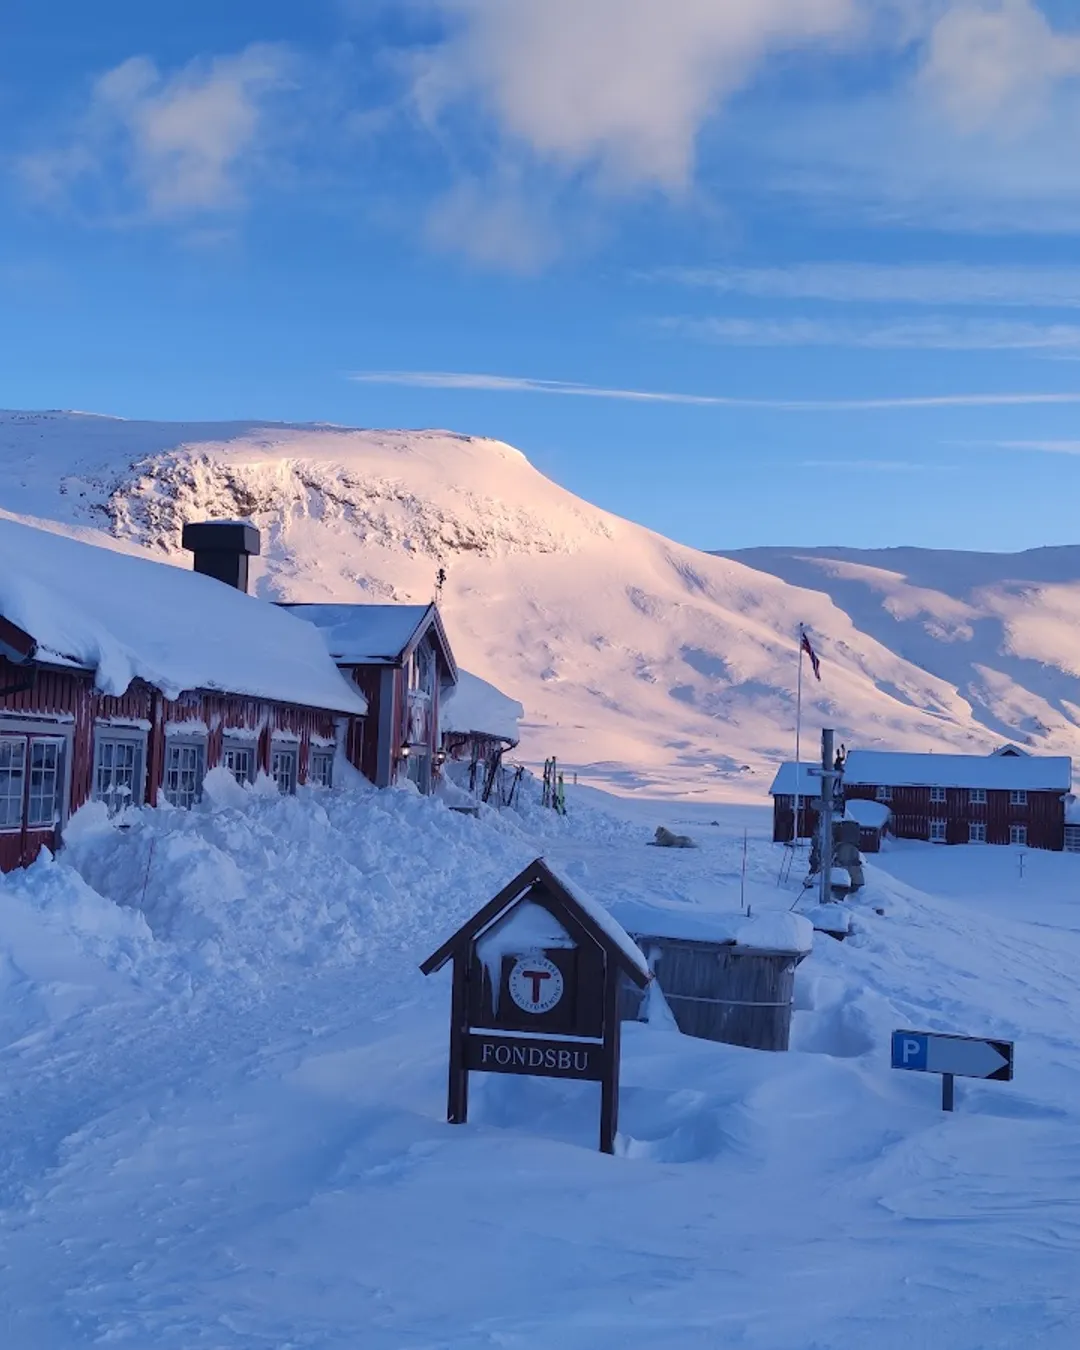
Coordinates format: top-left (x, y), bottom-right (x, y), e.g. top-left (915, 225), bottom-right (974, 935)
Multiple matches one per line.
top-left (891, 1029), bottom-right (1014, 1111)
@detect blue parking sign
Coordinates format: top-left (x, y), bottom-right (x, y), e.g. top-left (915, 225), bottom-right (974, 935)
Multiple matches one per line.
top-left (891, 1031), bottom-right (928, 1071)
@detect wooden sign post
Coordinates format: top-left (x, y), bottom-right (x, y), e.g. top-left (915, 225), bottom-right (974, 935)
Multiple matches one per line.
top-left (421, 857), bottom-right (651, 1154)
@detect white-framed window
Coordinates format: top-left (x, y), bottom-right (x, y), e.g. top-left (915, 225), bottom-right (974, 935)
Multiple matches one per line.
top-left (0, 736), bottom-right (26, 829)
top-left (969, 821), bottom-right (987, 844)
top-left (1009, 789), bottom-right (1028, 806)
top-left (1010, 824), bottom-right (1027, 847)
top-left (309, 748), bottom-right (334, 788)
top-left (1, 732), bottom-right (66, 832)
top-left (1064, 825), bottom-right (1080, 853)
top-left (969, 788), bottom-right (987, 805)
top-left (876, 785), bottom-right (893, 802)
top-left (92, 730), bottom-right (146, 815)
top-left (221, 741), bottom-right (255, 784)
top-left (164, 738), bottom-right (206, 809)
top-left (271, 744), bottom-right (298, 795)
top-left (930, 819), bottom-right (948, 843)
top-left (930, 786), bottom-right (947, 803)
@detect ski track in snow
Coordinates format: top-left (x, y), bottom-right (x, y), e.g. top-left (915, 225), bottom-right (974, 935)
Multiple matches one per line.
top-left (1, 784), bottom-right (1079, 1347)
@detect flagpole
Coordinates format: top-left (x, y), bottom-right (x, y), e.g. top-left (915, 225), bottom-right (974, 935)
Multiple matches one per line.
top-left (794, 623), bottom-right (804, 844)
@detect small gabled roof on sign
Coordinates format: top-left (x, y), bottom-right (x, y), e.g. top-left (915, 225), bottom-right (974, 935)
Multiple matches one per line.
top-left (420, 857), bottom-right (651, 988)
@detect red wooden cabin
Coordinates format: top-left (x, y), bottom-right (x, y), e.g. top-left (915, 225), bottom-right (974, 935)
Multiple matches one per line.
top-left (0, 518), bottom-right (366, 873)
top-left (280, 604), bottom-right (457, 795)
top-left (842, 748), bottom-right (1072, 851)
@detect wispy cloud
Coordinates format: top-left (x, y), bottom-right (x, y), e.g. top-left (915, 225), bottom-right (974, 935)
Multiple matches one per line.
top-left (799, 459), bottom-right (957, 473)
top-left (661, 315), bottom-right (1080, 350)
top-left (351, 369), bottom-right (1080, 411)
top-left (657, 263), bottom-right (1080, 308)
top-left (961, 439), bottom-right (1080, 456)
top-left (19, 44), bottom-right (294, 221)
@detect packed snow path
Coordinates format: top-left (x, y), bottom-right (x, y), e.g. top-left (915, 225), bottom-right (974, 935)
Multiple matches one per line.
top-left (1, 784), bottom-right (1079, 1347)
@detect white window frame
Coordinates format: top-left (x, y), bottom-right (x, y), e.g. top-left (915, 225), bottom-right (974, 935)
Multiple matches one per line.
top-left (1009, 789), bottom-right (1028, 806)
top-left (92, 727), bottom-right (147, 815)
top-left (0, 724), bottom-right (70, 834)
top-left (308, 748), bottom-right (334, 788)
top-left (271, 742), bottom-right (298, 795)
top-left (929, 786), bottom-right (947, 804)
top-left (221, 739), bottom-right (256, 785)
top-left (969, 788), bottom-right (987, 805)
top-left (876, 785), bottom-right (893, 802)
top-left (1010, 824), bottom-right (1028, 847)
top-left (929, 819), bottom-right (948, 843)
top-left (164, 735), bottom-right (207, 809)
top-left (968, 821), bottom-right (987, 844)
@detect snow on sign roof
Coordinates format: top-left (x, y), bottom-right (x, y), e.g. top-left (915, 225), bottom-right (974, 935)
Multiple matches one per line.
top-left (279, 603), bottom-right (436, 665)
top-left (0, 516), bottom-right (367, 714)
top-left (768, 762), bottom-right (822, 796)
top-left (440, 669), bottom-right (523, 743)
top-left (843, 749), bottom-right (1072, 791)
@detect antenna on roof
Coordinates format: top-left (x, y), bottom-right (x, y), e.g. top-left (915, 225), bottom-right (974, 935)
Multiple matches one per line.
top-left (434, 566), bottom-right (447, 603)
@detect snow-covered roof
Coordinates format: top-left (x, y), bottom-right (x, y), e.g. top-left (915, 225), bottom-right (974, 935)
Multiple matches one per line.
top-left (842, 749), bottom-right (1071, 791)
top-left (279, 603), bottom-right (455, 674)
top-left (844, 798), bottom-right (891, 829)
top-left (611, 900), bottom-right (813, 954)
top-left (769, 762), bottom-right (822, 796)
top-left (440, 669), bottom-right (523, 743)
top-left (0, 517), bottom-right (367, 715)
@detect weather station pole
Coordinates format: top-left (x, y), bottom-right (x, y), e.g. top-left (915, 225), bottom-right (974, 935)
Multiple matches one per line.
top-left (819, 728), bottom-right (835, 907)
top-left (794, 624), bottom-right (804, 844)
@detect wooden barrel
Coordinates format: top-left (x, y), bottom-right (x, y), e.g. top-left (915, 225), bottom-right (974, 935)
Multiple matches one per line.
top-left (622, 934), bottom-right (807, 1052)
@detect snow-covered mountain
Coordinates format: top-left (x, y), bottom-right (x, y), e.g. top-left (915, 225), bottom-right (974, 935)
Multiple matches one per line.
top-left (3, 408), bottom-right (1079, 798)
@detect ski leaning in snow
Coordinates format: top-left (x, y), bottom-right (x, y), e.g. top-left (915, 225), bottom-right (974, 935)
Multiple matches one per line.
top-left (892, 1029), bottom-right (1015, 1112)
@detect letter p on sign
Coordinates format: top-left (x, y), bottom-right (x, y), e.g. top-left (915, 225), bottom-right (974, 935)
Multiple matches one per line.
top-left (891, 1031), bottom-right (928, 1071)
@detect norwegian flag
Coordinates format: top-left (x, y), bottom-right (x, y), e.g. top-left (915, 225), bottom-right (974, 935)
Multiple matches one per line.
top-left (800, 629), bottom-right (822, 681)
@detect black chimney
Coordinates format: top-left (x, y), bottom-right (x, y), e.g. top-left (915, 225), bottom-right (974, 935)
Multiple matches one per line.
top-left (181, 520), bottom-right (261, 593)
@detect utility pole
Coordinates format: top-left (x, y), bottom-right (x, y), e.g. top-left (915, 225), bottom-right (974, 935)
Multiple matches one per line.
top-left (819, 728), bottom-right (836, 907)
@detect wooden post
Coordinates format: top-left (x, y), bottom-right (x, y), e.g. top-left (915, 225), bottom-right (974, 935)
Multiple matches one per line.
top-left (447, 956), bottom-right (470, 1125)
top-left (599, 963), bottom-right (621, 1154)
top-left (942, 1073), bottom-right (955, 1113)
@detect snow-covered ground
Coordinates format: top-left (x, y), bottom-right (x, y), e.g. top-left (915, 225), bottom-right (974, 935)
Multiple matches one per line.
top-left (5, 409), bottom-right (1080, 798)
top-left (2, 780), bottom-right (1078, 1348)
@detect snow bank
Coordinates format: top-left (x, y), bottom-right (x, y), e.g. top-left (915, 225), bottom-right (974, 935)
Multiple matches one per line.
top-left (0, 514), bottom-right (366, 713)
top-left (845, 798), bottom-right (891, 828)
top-left (440, 669), bottom-right (524, 743)
top-left (607, 898), bottom-right (813, 953)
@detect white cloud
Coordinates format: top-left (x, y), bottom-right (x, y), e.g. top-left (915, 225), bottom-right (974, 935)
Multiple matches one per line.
top-left (350, 368), bottom-right (1080, 410)
top-left (20, 44), bottom-right (293, 220)
top-left (659, 262), bottom-right (1080, 307)
top-left (970, 440), bottom-right (1080, 454)
top-left (920, 0), bottom-right (1080, 132)
top-left (416, 0), bottom-right (868, 190)
top-left (424, 177), bottom-right (559, 272)
top-left (663, 315), bottom-right (1080, 349)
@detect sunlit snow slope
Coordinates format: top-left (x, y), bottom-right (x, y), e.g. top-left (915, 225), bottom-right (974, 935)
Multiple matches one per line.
top-left (2, 409), bottom-right (1077, 797)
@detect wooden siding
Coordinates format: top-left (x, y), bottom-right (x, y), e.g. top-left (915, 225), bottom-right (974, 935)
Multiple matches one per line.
top-left (1, 655), bottom-right (356, 873)
top-left (844, 783), bottom-right (1064, 850)
top-left (772, 794), bottom-right (820, 844)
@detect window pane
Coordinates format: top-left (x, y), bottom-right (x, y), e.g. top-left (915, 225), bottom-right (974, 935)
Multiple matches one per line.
top-left (309, 751), bottom-right (333, 788)
top-left (93, 736), bottom-right (142, 815)
top-left (0, 737), bottom-right (26, 828)
top-left (222, 745), bottom-right (254, 783)
top-left (271, 747), bottom-right (297, 795)
top-left (165, 742), bottom-right (205, 808)
top-left (27, 739), bottom-right (62, 828)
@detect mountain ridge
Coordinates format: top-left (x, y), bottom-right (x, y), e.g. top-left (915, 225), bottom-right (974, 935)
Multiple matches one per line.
top-left (2, 409), bottom-right (1077, 798)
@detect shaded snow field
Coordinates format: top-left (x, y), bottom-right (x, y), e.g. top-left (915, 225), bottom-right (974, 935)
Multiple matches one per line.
top-left (1, 782), bottom-right (1079, 1348)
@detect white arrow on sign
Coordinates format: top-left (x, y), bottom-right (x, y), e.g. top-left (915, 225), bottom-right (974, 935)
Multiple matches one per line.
top-left (925, 1036), bottom-right (1009, 1079)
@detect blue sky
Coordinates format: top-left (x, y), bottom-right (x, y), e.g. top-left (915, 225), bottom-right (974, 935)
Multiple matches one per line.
top-left (4, 1), bottom-right (1080, 552)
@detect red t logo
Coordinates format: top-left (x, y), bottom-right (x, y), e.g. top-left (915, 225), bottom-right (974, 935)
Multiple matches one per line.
top-left (522, 969), bottom-right (551, 1004)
